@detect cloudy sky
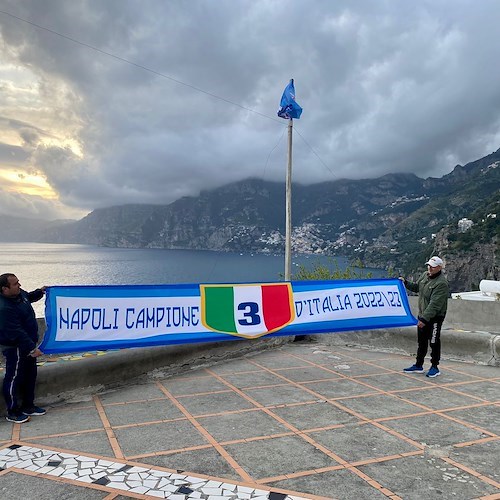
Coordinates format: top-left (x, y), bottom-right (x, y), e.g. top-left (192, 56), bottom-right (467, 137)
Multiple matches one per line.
top-left (1, 0), bottom-right (500, 220)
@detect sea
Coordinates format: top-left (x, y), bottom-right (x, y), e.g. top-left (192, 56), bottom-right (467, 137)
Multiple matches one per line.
top-left (0, 242), bottom-right (385, 317)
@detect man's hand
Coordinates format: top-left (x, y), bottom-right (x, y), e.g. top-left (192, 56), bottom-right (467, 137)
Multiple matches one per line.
top-left (417, 320), bottom-right (425, 328)
top-left (40, 286), bottom-right (47, 293)
top-left (29, 348), bottom-right (43, 358)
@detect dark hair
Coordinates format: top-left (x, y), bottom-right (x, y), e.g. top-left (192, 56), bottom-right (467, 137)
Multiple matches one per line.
top-left (0, 273), bottom-right (16, 292)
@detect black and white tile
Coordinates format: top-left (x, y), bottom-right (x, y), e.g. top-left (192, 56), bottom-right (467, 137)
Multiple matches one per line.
top-left (0, 445), bottom-right (309, 499)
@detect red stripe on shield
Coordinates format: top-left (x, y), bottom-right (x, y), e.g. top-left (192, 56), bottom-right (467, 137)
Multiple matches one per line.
top-left (262, 284), bottom-right (293, 331)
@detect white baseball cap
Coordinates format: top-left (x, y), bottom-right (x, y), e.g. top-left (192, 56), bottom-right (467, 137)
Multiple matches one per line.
top-left (426, 256), bottom-right (444, 268)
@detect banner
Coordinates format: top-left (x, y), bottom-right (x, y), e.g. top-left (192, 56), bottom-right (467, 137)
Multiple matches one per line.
top-left (40, 279), bottom-right (416, 354)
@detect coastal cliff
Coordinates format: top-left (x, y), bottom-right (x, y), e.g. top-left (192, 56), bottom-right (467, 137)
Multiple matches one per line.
top-left (2, 149), bottom-right (498, 292)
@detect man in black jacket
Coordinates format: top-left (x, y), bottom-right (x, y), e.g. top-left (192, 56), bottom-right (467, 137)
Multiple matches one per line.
top-left (0, 273), bottom-right (47, 423)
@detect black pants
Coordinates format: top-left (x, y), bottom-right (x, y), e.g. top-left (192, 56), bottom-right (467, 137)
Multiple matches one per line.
top-left (2, 348), bottom-right (37, 415)
top-left (416, 317), bottom-right (444, 367)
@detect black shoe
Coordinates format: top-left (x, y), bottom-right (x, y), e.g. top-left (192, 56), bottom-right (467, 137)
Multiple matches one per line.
top-left (6, 413), bottom-right (30, 423)
top-left (22, 406), bottom-right (46, 416)
top-left (403, 364), bottom-right (424, 373)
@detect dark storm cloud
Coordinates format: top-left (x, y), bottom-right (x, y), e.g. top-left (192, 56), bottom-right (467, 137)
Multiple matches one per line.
top-left (0, 0), bottom-right (500, 218)
top-left (0, 142), bottom-right (30, 165)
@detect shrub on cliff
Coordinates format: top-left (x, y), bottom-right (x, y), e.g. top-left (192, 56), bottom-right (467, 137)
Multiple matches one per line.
top-left (292, 258), bottom-right (373, 281)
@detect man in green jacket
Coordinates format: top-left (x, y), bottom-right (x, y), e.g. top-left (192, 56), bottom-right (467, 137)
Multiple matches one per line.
top-left (401, 256), bottom-right (450, 378)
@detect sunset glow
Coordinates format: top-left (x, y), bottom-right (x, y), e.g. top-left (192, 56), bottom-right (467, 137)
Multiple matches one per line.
top-left (0, 170), bottom-right (58, 199)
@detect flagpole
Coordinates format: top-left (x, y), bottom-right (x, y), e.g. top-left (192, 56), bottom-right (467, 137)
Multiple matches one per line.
top-left (278, 78), bottom-right (301, 282)
top-left (285, 117), bottom-right (293, 281)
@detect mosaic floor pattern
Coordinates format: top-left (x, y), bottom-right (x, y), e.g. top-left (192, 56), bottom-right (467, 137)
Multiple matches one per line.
top-left (0, 445), bottom-right (306, 499)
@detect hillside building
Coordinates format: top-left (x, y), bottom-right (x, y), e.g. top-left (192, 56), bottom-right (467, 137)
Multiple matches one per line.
top-left (458, 217), bottom-right (474, 232)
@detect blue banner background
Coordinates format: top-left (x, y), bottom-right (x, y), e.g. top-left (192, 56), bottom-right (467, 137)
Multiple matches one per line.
top-left (40, 279), bottom-right (416, 354)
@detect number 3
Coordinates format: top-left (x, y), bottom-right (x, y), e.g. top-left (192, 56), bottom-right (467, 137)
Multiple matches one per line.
top-left (237, 302), bottom-right (261, 326)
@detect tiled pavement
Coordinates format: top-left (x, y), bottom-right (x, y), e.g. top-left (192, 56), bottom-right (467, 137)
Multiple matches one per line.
top-left (0, 341), bottom-right (499, 500)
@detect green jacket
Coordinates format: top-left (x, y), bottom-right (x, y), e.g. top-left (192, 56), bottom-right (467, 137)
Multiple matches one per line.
top-left (405, 271), bottom-right (449, 323)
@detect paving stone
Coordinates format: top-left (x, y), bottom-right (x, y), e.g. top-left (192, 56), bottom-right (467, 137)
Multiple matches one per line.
top-left (358, 454), bottom-right (499, 499)
top-left (242, 385), bottom-right (317, 406)
top-left (175, 391), bottom-right (256, 416)
top-left (422, 370), bottom-right (483, 384)
top-left (160, 375), bottom-right (230, 396)
top-left (335, 393), bottom-right (424, 419)
top-left (309, 422), bottom-right (420, 461)
top-left (272, 366), bottom-right (340, 382)
top-left (197, 409), bottom-right (289, 441)
top-left (27, 430), bottom-right (114, 457)
top-left (395, 387), bottom-right (483, 410)
top-left (446, 404), bottom-right (500, 435)
top-left (20, 407), bottom-right (104, 438)
top-left (447, 381), bottom-right (500, 401)
top-left (251, 353), bottom-right (310, 370)
top-left (449, 440), bottom-right (500, 482)
top-left (114, 419), bottom-right (208, 456)
top-left (304, 378), bottom-right (378, 399)
top-left (333, 348), bottom-right (401, 361)
top-left (0, 420), bottom-right (13, 441)
top-left (271, 401), bottom-right (361, 430)
top-left (356, 373), bottom-right (430, 391)
top-left (314, 362), bottom-right (392, 376)
top-left (218, 371), bottom-right (289, 389)
top-left (444, 363), bottom-right (500, 378)
top-left (382, 414), bottom-right (487, 447)
top-left (289, 348), bottom-right (354, 365)
top-left (269, 468), bottom-right (388, 500)
top-left (224, 435), bottom-right (337, 479)
top-left (103, 398), bottom-right (185, 426)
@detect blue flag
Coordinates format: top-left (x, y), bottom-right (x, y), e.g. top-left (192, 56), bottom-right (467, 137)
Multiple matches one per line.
top-left (277, 79), bottom-right (303, 119)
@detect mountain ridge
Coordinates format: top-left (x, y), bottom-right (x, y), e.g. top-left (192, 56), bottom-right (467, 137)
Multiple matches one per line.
top-left (1, 148), bottom-right (498, 291)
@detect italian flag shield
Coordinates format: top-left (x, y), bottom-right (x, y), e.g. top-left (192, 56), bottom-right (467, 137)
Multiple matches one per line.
top-left (200, 283), bottom-right (295, 338)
